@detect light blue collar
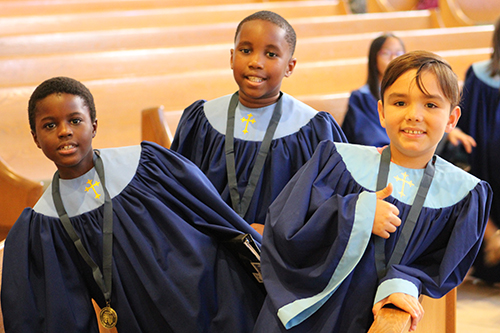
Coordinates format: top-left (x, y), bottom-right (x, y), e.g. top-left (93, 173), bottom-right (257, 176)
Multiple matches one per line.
top-left (335, 143), bottom-right (480, 208)
top-left (34, 145), bottom-right (141, 217)
top-left (204, 93), bottom-right (318, 141)
top-left (472, 60), bottom-right (500, 89)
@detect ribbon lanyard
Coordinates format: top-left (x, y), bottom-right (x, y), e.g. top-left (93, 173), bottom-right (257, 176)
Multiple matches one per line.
top-left (374, 145), bottom-right (436, 280)
top-left (225, 92), bottom-right (283, 218)
top-left (52, 150), bottom-right (117, 327)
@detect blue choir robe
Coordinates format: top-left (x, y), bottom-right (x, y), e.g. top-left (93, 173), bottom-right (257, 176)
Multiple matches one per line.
top-left (458, 59), bottom-right (500, 282)
top-left (253, 141), bottom-right (492, 332)
top-left (341, 85), bottom-right (389, 147)
top-left (170, 93), bottom-right (347, 225)
top-left (1, 142), bottom-right (265, 333)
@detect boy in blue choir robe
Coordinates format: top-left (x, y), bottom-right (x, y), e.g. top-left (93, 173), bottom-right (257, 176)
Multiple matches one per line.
top-left (170, 11), bottom-right (346, 233)
top-left (253, 51), bottom-right (492, 332)
top-left (1, 77), bottom-right (265, 332)
top-left (342, 33), bottom-right (475, 162)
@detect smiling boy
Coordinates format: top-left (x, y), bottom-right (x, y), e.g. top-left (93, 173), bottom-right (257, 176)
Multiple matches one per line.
top-left (2, 77), bottom-right (265, 332)
top-left (171, 11), bottom-right (346, 233)
top-left (253, 51), bottom-right (492, 332)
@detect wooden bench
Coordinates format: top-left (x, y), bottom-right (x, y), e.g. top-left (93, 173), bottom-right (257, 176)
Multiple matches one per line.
top-left (367, 0), bottom-right (420, 13)
top-left (368, 0), bottom-right (500, 26)
top-left (0, 24), bottom-right (493, 89)
top-left (0, 0), bottom-right (297, 16)
top-left (0, 47), bottom-right (490, 181)
top-left (0, 10), bottom-right (445, 58)
top-left (0, 156), bottom-right (44, 241)
top-left (451, 0), bottom-right (500, 25)
top-left (0, 0), bottom-right (350, 37)
top-left (369, 289), bottom-right (456, 333)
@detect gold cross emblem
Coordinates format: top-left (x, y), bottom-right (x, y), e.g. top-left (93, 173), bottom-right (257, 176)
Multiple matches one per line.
top-left (241, 114), bottom-right (256, 134)
top-left (394, 172), bottom-right (415, 197)
top-left (85, 179), bottom-right (101, 199)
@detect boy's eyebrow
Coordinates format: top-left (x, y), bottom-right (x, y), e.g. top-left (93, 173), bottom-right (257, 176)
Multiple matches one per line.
top-left (68, 111), bottom-right (85, 116)
top-left (386, 92), bottom-right (407, 99)
top-left (236, 40), bottom-right (282, 51)
top-left (423, 93), bottom-right (445, 101)
top-left (236, 40), bottom-right (252, 47)
top-left (386, 92), bottom-right (445, 101)
top-left (39, 111), bottom-right (84, 121)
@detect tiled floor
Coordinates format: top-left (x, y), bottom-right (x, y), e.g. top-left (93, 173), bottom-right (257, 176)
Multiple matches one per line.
top-left (456, 278), bottom-right (500, 333)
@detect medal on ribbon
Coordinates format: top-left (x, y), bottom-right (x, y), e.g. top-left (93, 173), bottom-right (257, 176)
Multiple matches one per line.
top-left (100, 302), bottom-right (118, 328)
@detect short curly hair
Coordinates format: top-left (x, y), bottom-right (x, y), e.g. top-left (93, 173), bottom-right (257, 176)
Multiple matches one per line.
top-left (28, 77), bottom-right (96, 133)
top-left (234, 11), bottom-right (296, 56)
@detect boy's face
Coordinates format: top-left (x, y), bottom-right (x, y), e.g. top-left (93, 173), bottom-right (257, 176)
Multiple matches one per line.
top-left (31, 93), bottom-right (97, 179)
top-left (378, 69), bottom-right (460, 168)
top-left (230, 19), bottom-right (296, 108)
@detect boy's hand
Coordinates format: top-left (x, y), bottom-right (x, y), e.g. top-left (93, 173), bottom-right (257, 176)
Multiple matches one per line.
top-left (373, 183), bottom-right (401, 239)
top-left (372, 293), bottom-right (424, 332)
top-left (447, 127), bottom-right (476, 154)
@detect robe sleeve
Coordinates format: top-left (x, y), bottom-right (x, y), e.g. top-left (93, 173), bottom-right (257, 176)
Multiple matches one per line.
top-left (1, 209), bottom-right (100, 332)
top-left (374, 180), bottom-right (492, 304)
top-left (261, 140), bottom-right (376, 329)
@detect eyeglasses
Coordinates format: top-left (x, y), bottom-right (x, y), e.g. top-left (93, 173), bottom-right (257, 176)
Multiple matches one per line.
top-left (378, 50), bottom-right (405, 59)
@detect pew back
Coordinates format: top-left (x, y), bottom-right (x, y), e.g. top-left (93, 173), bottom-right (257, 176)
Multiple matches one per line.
top-left (0, 48), bottom-right (490, 181)
top-left (0, 1), bottom-right (349, 37)
top-left (0, 10), bottom-right (441, 57)
top-left (0, 25), bottom-right (493, 89)
top-left (0, 157), bottom-right (44, 240)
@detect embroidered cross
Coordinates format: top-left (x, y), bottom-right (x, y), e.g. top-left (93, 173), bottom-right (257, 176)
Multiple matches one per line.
top-left (85, 179), bottom-right (101, 199)
top-left (394, 172), bottom-right (415, 197)
top-left (241, 114), bottom-right (256, 134)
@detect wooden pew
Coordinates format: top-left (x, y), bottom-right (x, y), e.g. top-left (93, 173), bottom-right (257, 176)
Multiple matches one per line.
top-left (367, 0), bottom-right (420, 13)
top-left (369, 289), bottom-right (457, 333)
top-left (0, 156), bottom-right (44, 240)
top-left (0, 0), bottom-right (350, 37)
top-left (367, 0), bottom-right (500, 26)
top-left (0, 0), bottom-right (283, 16)
top-left (438, 0), bottom-right (500, 26)
top-left (142, 106), bottom-right (175, 149)
top-left (0, 25), bottom-right (493, 89)
top-left (0, 10), bottom-right (444, 58)
top-left (0, 47), bottom-right (490, 181)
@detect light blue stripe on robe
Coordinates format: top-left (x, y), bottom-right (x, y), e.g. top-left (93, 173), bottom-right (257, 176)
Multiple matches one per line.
top-left (277, 191), bottom-right (376, 329)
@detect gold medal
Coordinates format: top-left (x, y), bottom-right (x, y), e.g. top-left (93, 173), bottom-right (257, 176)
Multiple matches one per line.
top-left (100, 304), bottom-right (118, 329)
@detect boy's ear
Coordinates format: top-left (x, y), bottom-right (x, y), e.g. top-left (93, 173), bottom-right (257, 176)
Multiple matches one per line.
top-left (284, 58), bottom-right (297, 78)
top-left (445, 106), bottom-right (461, 133)
top-left (377, 100), bottom-right (387, 128)
top-left (31, 130), bottom-right (41, 149)
top-left (230, 49), bottom-right (234, 70)
top-left (92, 119), bottom-right (98, 138)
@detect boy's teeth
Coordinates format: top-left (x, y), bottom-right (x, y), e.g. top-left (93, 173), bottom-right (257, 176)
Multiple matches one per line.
top-left (62, 145), bottom-right (74, 150)
top-left (248, 76), bottom-right (263, 82)
top-left (405, 130), bottom-right (423, 134)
